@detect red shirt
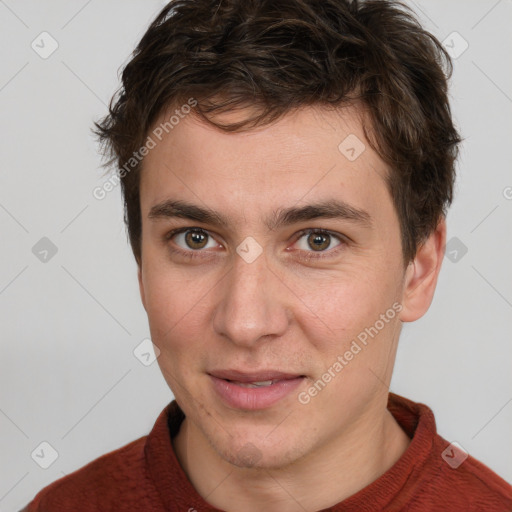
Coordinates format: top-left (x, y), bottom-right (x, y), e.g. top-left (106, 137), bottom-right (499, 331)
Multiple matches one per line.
top-left (22, 393), bottom-right (512, 511)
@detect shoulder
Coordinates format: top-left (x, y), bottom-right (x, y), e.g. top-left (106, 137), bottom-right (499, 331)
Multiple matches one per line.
top-left (386, 394), bottom-right (512, 511)
top-left (22, 434), bottom-right (162, 512)
top-left (414, 434), bottom-right (512, 511)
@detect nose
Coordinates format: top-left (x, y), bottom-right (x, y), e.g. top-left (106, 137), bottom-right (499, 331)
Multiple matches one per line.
top-left (212, 246), bottom-right (290, 348)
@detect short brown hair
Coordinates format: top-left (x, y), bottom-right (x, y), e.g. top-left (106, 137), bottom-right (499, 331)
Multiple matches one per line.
top-left (94, 0), bottom-right (461, 266)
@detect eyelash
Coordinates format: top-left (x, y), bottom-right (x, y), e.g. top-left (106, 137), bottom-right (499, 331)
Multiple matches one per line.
top-left (164, 227), bottom-right (347, 261)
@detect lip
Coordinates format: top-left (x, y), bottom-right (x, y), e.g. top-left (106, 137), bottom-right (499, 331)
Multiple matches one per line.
top-left (208, 369), bottom-right (304, 383)
top-left (208, 369), bottom-right (306, 410)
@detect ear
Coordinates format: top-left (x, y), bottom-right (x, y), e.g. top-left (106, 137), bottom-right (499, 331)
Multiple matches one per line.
top-left (399, 217), bottom-right (447, 322)
top-left (138, 265), bottom-right (147, 312)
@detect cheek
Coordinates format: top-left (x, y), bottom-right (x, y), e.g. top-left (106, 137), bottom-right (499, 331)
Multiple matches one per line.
top-left (142, 263), bottom-right (211, 352)
top-left (145, 271), bottom-right (211, 393)
top-left (290, 265), bottom-right (402, 365)
top-left (293, 272), bottom-right (381, 335)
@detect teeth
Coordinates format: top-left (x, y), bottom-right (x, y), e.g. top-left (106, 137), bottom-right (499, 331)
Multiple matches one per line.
top-left (236, 380), bottom-right (274, 388)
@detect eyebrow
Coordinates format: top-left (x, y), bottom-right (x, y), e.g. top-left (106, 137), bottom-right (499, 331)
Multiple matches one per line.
top-left (148, 199), bottom-right (372, 230)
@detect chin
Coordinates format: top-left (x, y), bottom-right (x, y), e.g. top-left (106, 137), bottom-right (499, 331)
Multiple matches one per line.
top-left (213, 431), bottom-right (310, 470)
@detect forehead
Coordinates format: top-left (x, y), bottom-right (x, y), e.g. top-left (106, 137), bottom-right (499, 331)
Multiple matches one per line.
top-left (140, 104), bottom-right (393, 227)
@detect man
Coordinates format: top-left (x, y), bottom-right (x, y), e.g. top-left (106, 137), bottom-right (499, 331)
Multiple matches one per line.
top-left (22, 0), bottom-right (512, 510)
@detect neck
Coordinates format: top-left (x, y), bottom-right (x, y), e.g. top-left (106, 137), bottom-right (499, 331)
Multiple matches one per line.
top-left (172, 402), bottom-right (411, 512)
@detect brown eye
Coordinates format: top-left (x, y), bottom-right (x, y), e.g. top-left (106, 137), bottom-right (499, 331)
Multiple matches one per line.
top-left (168, 228), bottom-right (218, 252)
top-left (184, 229), bottom-right (209, 249)
top-left (292, 229), bottom-right (344, 258)
top-left (307, 232), bottom-right (331, 251)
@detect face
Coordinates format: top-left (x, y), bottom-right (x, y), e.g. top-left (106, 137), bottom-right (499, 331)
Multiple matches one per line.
top-left (138, 104), bottom-right (410, 469)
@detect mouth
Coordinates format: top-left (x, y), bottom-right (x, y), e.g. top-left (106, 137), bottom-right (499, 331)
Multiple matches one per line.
top-left (208, 369), bottom-right (307, 410)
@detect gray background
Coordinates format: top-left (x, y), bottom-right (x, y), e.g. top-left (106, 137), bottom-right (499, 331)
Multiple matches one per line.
top-left (0, 1), bottom-right (511, 510)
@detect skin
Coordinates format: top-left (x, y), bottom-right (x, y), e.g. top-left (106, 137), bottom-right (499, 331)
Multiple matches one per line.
top-left (137, 104), bottom-right (446, 512)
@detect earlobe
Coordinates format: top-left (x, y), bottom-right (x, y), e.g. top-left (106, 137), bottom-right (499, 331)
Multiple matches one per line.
top-left (399, 218), bottom-right (447, 322)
